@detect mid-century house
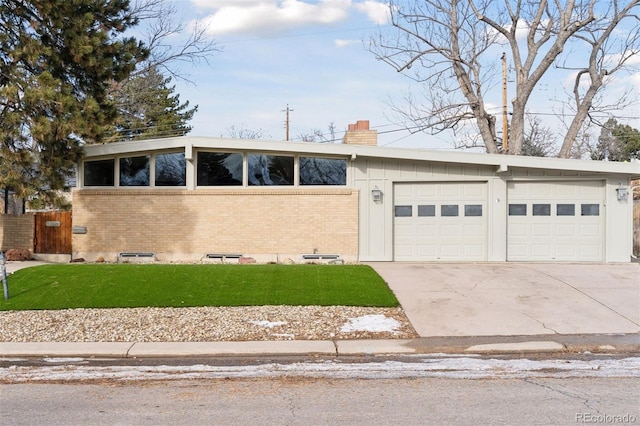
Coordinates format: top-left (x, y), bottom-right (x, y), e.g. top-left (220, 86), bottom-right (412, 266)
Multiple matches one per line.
top-left (72, 121), bottom-right (640, 263)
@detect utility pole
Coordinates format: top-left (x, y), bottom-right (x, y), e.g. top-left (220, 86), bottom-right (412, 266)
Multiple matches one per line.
top-left (282, 104), bottom-right (294, 141)
top-left (501, 52), bottom-right (508, 151)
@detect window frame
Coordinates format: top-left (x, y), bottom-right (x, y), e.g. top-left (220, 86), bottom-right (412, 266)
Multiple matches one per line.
top-left (196, 151), bottom-right (244, 187)
top-left (83, 158), bottom-right (115, 187)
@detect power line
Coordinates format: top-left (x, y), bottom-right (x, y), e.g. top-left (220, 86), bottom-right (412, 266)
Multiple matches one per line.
top-left (219, 26), bottom-right (379, 45)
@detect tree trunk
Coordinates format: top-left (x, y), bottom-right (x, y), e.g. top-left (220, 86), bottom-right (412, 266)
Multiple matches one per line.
top-left (558, 83), bottom-right (600, 158)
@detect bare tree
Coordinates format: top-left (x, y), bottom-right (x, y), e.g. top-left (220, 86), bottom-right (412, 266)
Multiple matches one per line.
top-left (130, 0), bottom-right (220, 82)
top-left (223, 125), bottom-right (268, 140)
top-left (522, 115), bottom-right (558, 157)
top-left (370, 0), bottom-right (639, 156)
top-left (298, 122), bottom-right (339, 143)
top-left (557, 1), bottom-right (640, 157)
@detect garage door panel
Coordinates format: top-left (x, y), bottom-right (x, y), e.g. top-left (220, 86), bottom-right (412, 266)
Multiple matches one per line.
top-left (507, 181), bottom-right (604, 261)
top-left (464, 245), bottom-right (484, 257)
top-left (531, 244), bottom-right (552, 257)
top-left (556, 224), bottom-right (578, 237)
top-left (417, 245), bottom-right (437, 257)
top-left (531, 224), bottom-right (553, 237)
top-left (463, 184), bottom-right (484, 197)
top-left (395, 184), bottom-right (413, 198)
top-left (508, 223), bottom-right (527, 236)
top-left (394, 182), bottom-right (487, 261)
top-left (555, 244), bottom-right (577, 257)
top-left (440, 223), bottom-right (462, 237)
top-left (417, 223), bottom-right (437, 234)
top-left (509, 244), bottom-right (527, 257)
top-left (440, 244), bottom-right (461, 257)
top-left (440, 184), bottom-right (460, 197)
top-left (394, 245), bottom-right (413, 257)
top-left (580, 224), bottom-right (600, 237)
top-left (580, 245), bottom-right (601, 258)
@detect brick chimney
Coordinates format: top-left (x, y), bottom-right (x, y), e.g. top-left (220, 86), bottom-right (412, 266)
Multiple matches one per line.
top-left (341, 120), bottom-right (377, 146)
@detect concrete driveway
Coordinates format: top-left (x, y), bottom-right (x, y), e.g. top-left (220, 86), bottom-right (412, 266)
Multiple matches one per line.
top-left (368, 263), bottom-right (640, 338)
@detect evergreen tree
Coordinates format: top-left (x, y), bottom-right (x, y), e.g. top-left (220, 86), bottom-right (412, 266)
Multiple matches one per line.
top-left (593, 119), bottom-right (640, 161)
top-left (105, 66), bottom-right (197, 141)
top-left (0, 0), bottom-right (147, 205)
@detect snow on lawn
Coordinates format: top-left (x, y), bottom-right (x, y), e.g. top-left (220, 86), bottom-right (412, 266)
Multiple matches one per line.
top-left (340, 314), bottom-right (401, 334)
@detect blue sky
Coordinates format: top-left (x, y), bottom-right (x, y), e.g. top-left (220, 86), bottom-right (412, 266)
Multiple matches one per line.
top-left (165, 0), bottom-right (640, 150)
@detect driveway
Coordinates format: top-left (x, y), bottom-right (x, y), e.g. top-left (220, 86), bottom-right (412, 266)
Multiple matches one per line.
top-left (368, 263), bottom-right (640, 337)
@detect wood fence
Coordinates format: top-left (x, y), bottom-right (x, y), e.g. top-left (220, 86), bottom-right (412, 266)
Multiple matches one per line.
top-left (34, 211), bottom-right (72, 254)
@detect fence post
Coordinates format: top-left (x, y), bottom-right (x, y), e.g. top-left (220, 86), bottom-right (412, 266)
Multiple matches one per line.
top-left (1, 251), bottom-right (8, 299)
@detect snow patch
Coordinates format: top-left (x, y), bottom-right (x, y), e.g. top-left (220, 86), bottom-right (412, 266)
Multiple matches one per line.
top-left (340, 314), bottom-right (401, 333)
top-left (43, 357), bottom-right (85, 363)
top-left (249, 320), bottom-right (287, 328)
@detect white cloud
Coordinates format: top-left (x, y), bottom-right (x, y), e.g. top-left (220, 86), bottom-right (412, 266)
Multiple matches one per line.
top-left (196, 0), bottom-right (352, 36)
top-left (192, 0), bottom-right (391, 36)
top-left (191, 0), bottom-right (267, 9)
top-left (630, 71), bottom-right (640, 94)
top-left (335, 39), bottom-right (359, 47)
top-left (354, 1), bottom-right (390, 25)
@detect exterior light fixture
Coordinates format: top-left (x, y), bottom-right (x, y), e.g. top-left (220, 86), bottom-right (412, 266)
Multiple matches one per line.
top-left (371, 187), bottom-right (382, 202)
top-left (616, 185), bottom-right (629, 201)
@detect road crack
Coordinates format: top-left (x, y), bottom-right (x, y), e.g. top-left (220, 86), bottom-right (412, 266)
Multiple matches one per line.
top-left (523, 378), bottom-right (601, 413)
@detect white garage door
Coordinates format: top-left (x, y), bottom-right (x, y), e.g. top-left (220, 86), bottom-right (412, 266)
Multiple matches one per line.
top-left (394, 182), bottom-right (487, 261)
top-left (507, 181), bottom-right (604, 261)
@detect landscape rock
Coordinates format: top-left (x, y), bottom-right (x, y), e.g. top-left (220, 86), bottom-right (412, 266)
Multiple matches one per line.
top-left (5, 249), bottom-right (31, 261)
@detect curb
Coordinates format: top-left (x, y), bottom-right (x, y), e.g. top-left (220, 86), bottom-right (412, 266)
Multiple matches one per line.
top-left (2, 337), bottom-right (637, 358)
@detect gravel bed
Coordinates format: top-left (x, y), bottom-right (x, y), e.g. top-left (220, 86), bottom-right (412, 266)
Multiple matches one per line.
top-left (0, 306), bottom-right (418, 342)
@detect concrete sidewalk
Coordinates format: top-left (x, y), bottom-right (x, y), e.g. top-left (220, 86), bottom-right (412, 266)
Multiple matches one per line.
top-left (1, 261), bottom-right (639, 357)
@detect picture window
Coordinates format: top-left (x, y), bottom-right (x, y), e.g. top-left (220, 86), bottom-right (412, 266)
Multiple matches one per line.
top-left (84, 159), bottom-right (114, 186)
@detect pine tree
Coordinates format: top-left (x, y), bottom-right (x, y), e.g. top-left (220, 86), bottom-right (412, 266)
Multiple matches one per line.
top-left (0, 0), bottom-right (147, 205)
top-left (593, 119), bottom-right (640, 162)
top-left (105, 66), bottom-right (197, 142)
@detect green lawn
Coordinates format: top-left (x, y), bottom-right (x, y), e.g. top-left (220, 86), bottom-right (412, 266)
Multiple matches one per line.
top-left (0, 264), bottom-right (398, 310)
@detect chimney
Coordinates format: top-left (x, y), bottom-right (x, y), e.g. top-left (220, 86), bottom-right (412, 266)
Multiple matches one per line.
top-left (341, 120), bottom-right (377, 146)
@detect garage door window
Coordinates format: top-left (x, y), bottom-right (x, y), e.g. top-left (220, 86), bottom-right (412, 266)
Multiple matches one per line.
top-left (533, 204), bottom-right (551, 216)
top-left (395, 205), bottom-right (412, 217)
top-left (557, 204), bottom-right (575, 216)
top-left (581, 204), bottom-right (600, 216)
top-left (418, 205), bottom-right (436, 217)
top-left (441, 205), bottom-right (459, 217)
top-left (509, 204), bottom-right (527, 216)
top-left (464, 205), bottom-right (482, 216)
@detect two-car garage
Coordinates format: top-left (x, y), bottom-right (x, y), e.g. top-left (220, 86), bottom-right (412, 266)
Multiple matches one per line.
top-left (393, 180), bottom-right (605, 262)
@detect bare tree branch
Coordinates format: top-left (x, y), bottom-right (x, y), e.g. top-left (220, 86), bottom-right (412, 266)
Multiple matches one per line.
top-left (371, 0), bottom-right (637, 156)
top-left (130, 0), bottom-right (220, 83)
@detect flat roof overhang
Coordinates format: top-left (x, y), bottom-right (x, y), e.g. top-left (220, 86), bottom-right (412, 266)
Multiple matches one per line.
top-left (82, 136), bottom-right (640, 178)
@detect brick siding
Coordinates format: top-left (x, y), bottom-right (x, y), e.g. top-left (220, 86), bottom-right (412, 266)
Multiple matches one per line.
top-left (0, 214), bottom-right (35, 251)
top-left (72, 189), bottom-right (359, 262)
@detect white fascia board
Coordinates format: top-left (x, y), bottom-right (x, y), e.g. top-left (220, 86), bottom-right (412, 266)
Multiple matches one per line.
top-left (83, 137), bottom-right (188, 156)
top-left (82, 136), bottom-right (640, 177)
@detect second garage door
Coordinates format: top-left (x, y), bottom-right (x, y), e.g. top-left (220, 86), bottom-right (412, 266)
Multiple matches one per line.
top-left (507, 181), bottom-right (604, 261)
top-left (394, 182), bottom-right (488, 261)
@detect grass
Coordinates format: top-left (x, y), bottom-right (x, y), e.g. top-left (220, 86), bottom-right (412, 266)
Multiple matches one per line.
top-left (0, 264), bottom-right (399, 310)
